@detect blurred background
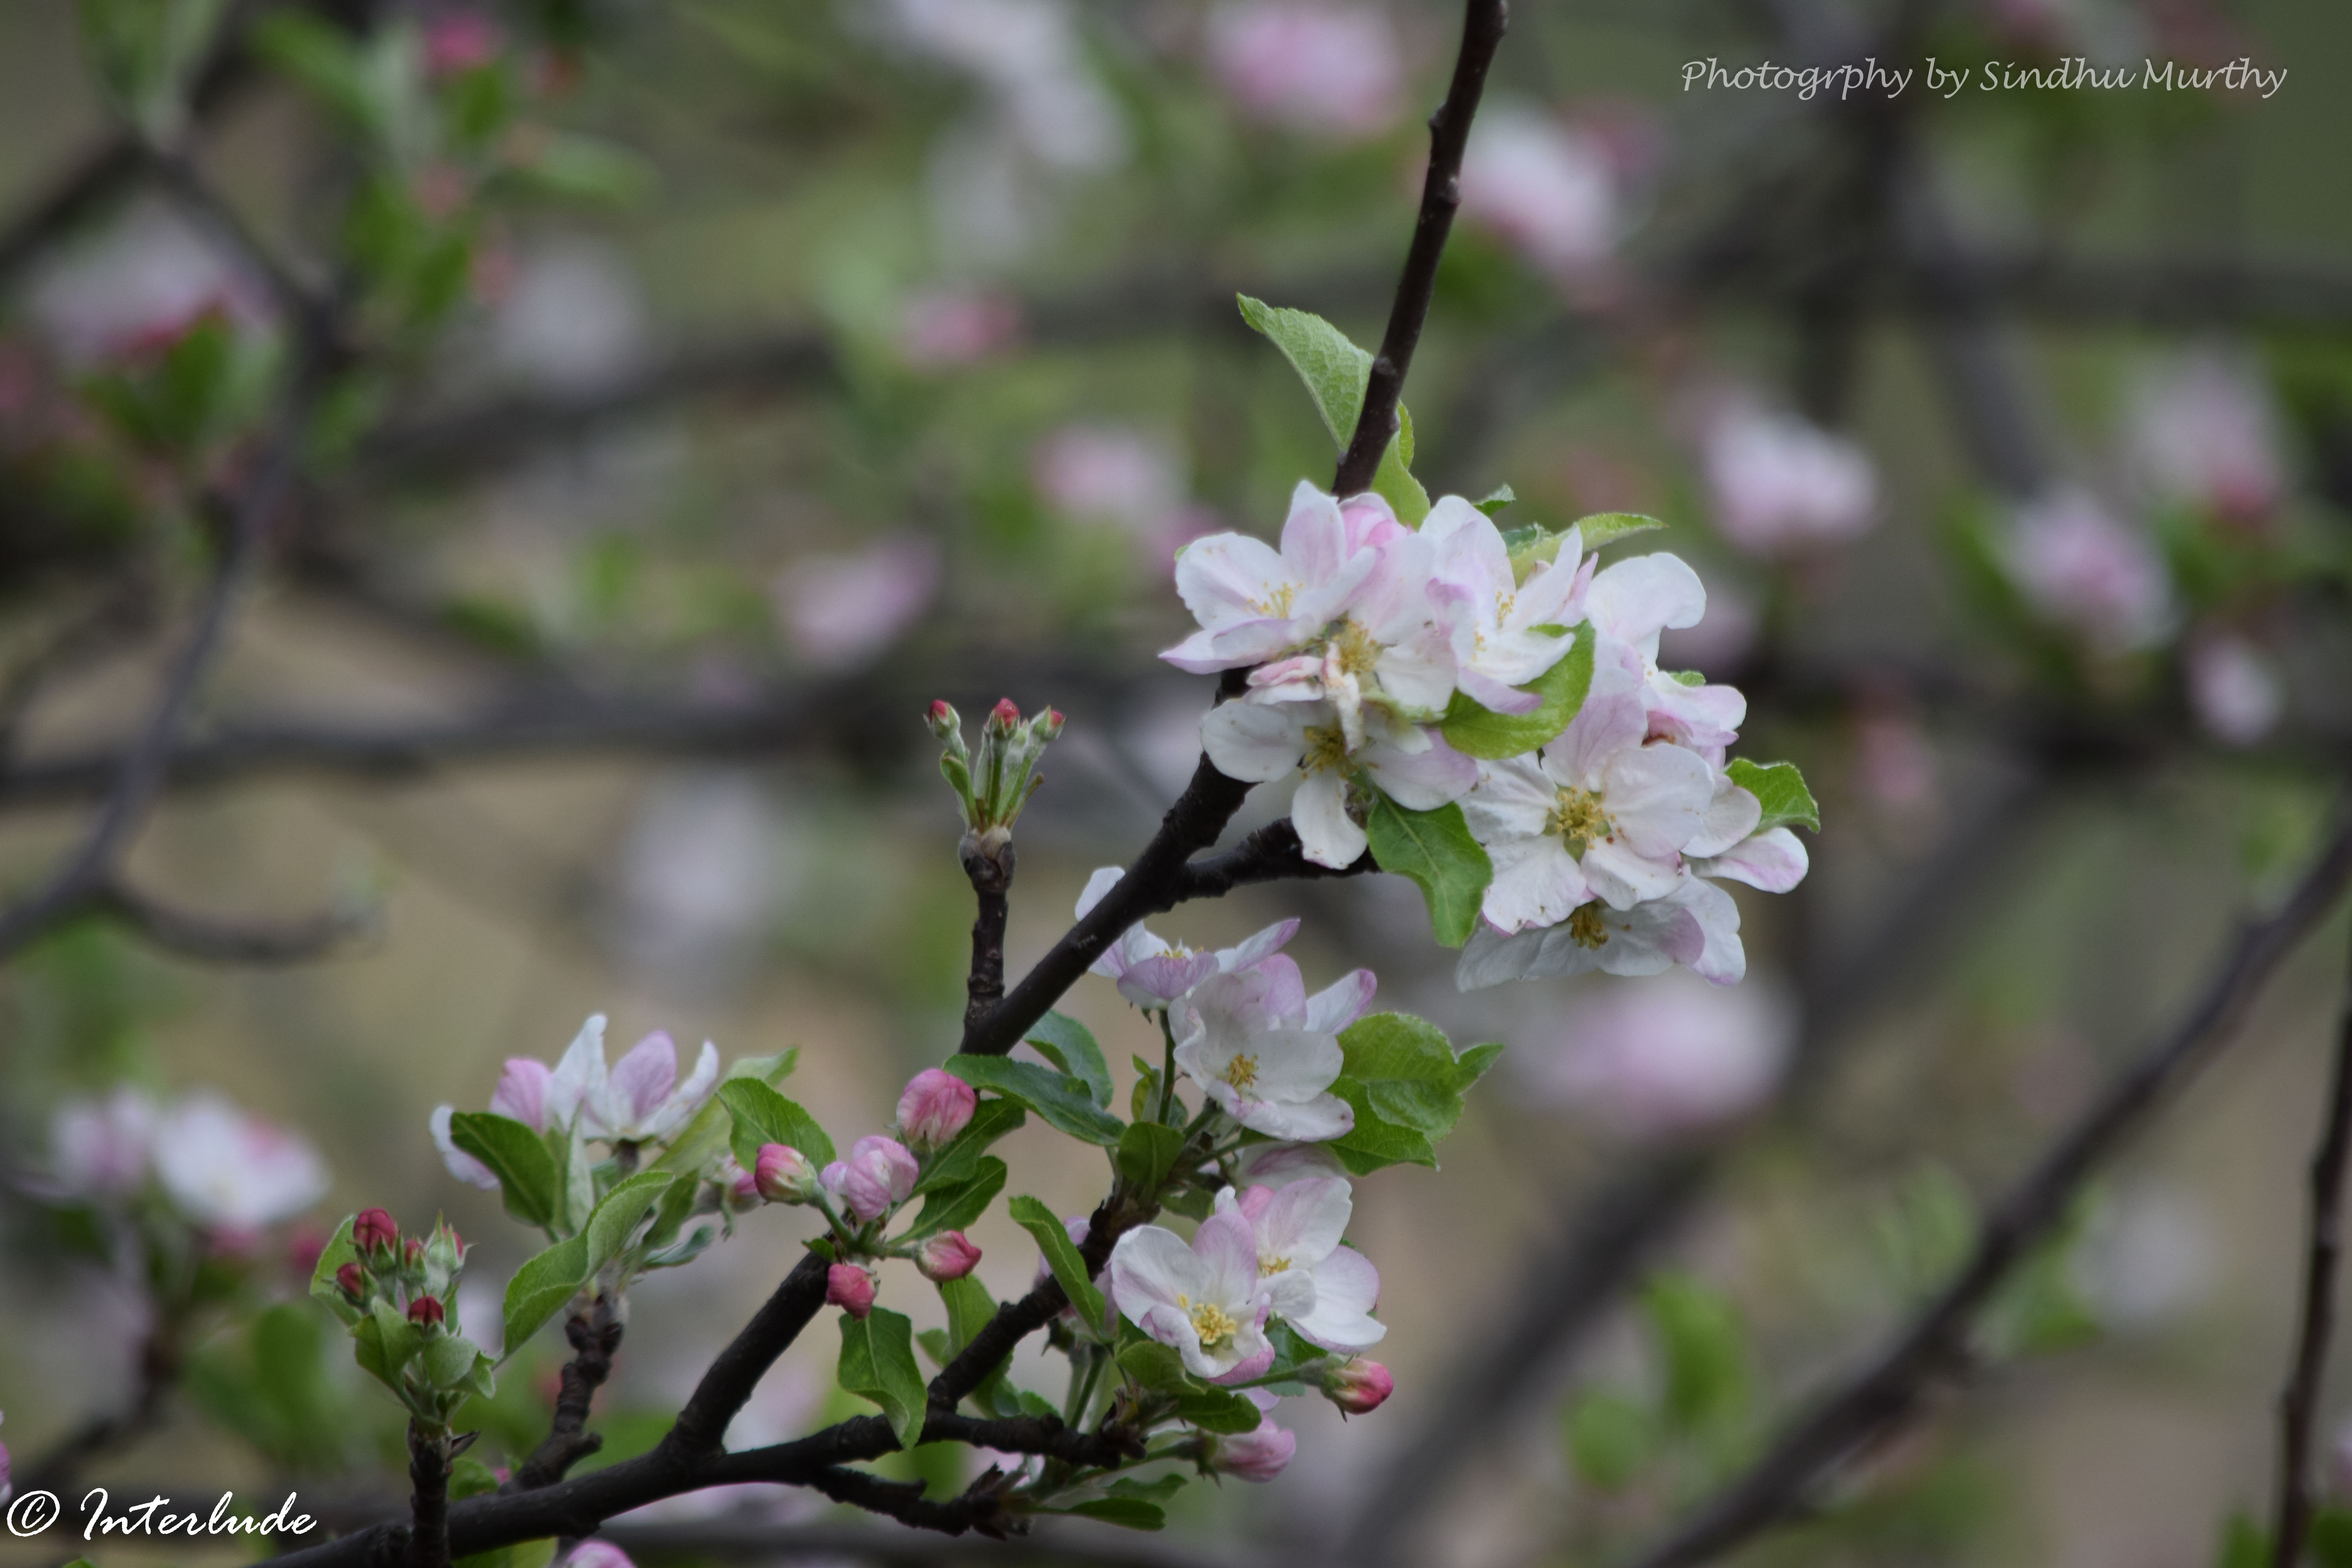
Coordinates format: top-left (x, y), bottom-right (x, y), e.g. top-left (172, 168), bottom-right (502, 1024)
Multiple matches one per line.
top-left (1, 0), bottom-right (2349, 1564)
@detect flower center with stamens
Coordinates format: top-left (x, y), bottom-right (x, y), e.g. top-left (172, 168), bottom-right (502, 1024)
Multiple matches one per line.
top-left (1245, 583), bottom-right (1298, 619)
top-left (1225, 1055), bottom-right (1259, 1091)
top-left (1545, 786), bottom-right (1613, 856)
top-left (1180, 1295), bottom-right (1238, 1349)
top-left (1301, 722), bottom-right (1352, 776)
top-left (1259, 1253), bottom-right (1291, 1277)
top-left (1328, 618), bottom-right (1381, 678)
top-left (1567, 904), bottom-right (1609, 949)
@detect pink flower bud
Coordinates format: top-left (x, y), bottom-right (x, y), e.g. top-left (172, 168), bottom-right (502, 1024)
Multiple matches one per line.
top-left (827, 1262), bottom-right (877, 1319)
top-left (336, 1261), bottom-right (368, 1301)
top-left (915, 1231), bottom-right (983, 1282)
top-left (755, 1143), bottom-right (818, 1203)
top-left (408, 1294), bottom-right (445, 1327)
top-left (566, 1545), bottom-right (635, 1568)
top-left (830, 1136), bottom-right (920, 1222)
top-left (354, 1208), bottom-right (399, 1255)
top-left (404, 1237), bottom-right (425, 1265)
top-left (1207, 1416), bottom-right (1295, 1481)
top-left (986, 698), bottom-right (1022, 735)
top-left (927, 700), bottom-right (958, 739)
top-left (896, 1069), bottom-right (976, 1151)
top-left (1322, 1358), bottom-right (1394, 1415)
top-left (1033, 708), bottom-right (1066, 741)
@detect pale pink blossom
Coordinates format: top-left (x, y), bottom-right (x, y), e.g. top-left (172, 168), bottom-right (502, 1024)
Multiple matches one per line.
top-left (581, 1029), bottom-right (722, 1144)
top-left (828, 1263), bottom-right (878, 1318)
top-left (1419, 495), bottom-right (1590, 714)
top-left (1109, 1209), bottom-right (1275, 1378)
top-left (1034, 424), bottom-right (1189, 534)
top-left (2129, 349), bottom-right (2285, 527)
top-left (2186, 633), bottom-right (2283, 747)
top-left (773, 534), bottom-right (942, 671)
top-left (566, 1544), bottom-right (635, 1568)
top-left (1582, 555), bottom-right (1747, 751)
top-left (915, 1231), bottom-right (984, 1282)
top-left (1460, 104), bottom-right (1618, 279)
top-left (880, 0), bottom-right (1127, 171)
top-left (1207, 1414), bottom-right (1296, 1480)
top-left (1076, 865), bottom-right (1298, 1008)
top-left (1323, 1357), bottom-right (1394, 1414)
top-left (45, 1087), bottom-right (156, 1199)
top-left (1172, 958), bottom-right (1368, 1141)
top-left (1234, 1142), bottom-right (1348, 1188)
top-left (425, 12), bottom-right (501, 78)
top-left (2001, 490), bottom-right (2172, 653)
top-left (897, 287), bottom-right (1024, 367)
top-left (755, 1144), bottom-right (818, 1203)
top-left (1163, 481), bottom-right (1389, 675)
top-left (1520, 972), bottom-right (1791, 1135)
top-left (152, 1093), bottom-right (329, 1232)
top-left (1216, 1180), bottom-right (1385, 1350)
top-left (1701, 403), bottom-right (1878, 555)
top-left (897, 1068), bottom-right (977, 1151)
top-left (822, 1136), bottom-right (920, 1223)
top-left (1201, 694), bottom-right (1474, 867)
top-left (491, 243), bottom-right (647, 391)
top-left (26, 198), bottom-right (268, 366)
top-left (1457, 874), bottom-right (1746, 989)
top-left (1204, 2), bottom-right (1404, 142)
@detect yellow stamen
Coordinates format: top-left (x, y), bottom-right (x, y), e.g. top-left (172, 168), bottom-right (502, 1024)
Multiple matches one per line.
top-left (1301, 723), bottom-right (1351, 776)
top-left (1567, 904), bottom-right (1609, 950)
top-left (1328, 618), bottom-right (1381, 677)
top-left (1225, 1054), bottom-right (1259, 1091)
top-left (1180, 1295), bottom-right (1238, 1349)
top-left (1545, 786), bottom-right (1613, 857)
top-left (1259, 1254), bottom-right (1291, 1277)
top-left (1246, 584), bottom-right (1299, 618)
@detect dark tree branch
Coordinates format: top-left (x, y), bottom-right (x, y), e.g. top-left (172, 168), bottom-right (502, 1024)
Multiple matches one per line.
top-left (962, 838), bottom-right (1015, 1034)
top-left (1332, 0), bottom-right (1508, 495)
top-left (406, 1423), bottom-right (451, 1568)
top-left (1171, 820), bottom-right (1374, 899)
top-left (84, 877), bottom-right (370, 964)
top-left (1624, 803), bottom-right (2352, 1568)
top-left (664, 1250), bottom-right (832, 1460)
top-left (597, 1516), bottom-right (1279, 1568)
top-left (0, 578), bottom-right (158, 764)
top-left (514, 1298), bottom-right (624, 1491)
top-left (2270, 919), bottom-right (2352, 1568)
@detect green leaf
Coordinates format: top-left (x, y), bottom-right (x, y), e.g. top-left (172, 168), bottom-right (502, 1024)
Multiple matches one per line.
top-left (1054, 1499), bottom-right (1166, 1530)
top-left (901, 1156), bottom-right (1006, 1240)
top-left (718, 1078), bottom-right (837, 1170)
top-left (945, 1056), bottom-right (1125, 1146)
top-left (448, 1112), bottom-right (562, 1230)
top-left (308, 1214), bottom-right (363, 1325)
top-left (1439, 622), bottom-right (1595, 760)
top-left (837, 1306), bottom-right (928, 1449)
top-left (1565, 1392), bottom-right (1654, 1492)
top-left (1115, 1121), bottom-right (1188, 1194)
top-left (1642, 1275), bottom-right (1751, 1435)
top-left (1173, 1382), bottom-right (1264, 1434)
top-left (1573, 511), bottom-right (1667, 548)
top-left (2308, 1506), bottom-right (2352, 1568)
top-left (915, 1098), bottom-right (1027, 1194)
top-left (422, 1331), bottom-right (490, 1391)
top-left (1008, 1194), bottom-right (1106, 1332)
top-left (1338, 1013), bottom-right (1497, 1142)
top-left (1473, 484), bottom-right (1516, 517)
top-left (1116, 1341), bottom-right (1189, 1391)
top-left (1235, 294), bottom-right (1430, 524)
top-left (639, 1171), bottom-right (704, 1256)
top-left (1025, 1011), bottom-right (1113, 1109)
top-left (937, 1274), bottom-right (998, 1357)
top-left (1365, 797), bottom-right (1493, 947)
top-left (1725, 758), bottom-right (1821, 835)
top-left (585, 1169), bottom-right (675, 1269)
top-left (500, 1234), bottom-right (589, 1359)
top-left (1325, 1076), bottom-right (1436, 1174)
top-left (449, 1456), bottom-right (502, 1501)
top-left (2214, 1512), bottom-right (2269, 1568)
top-left (655, 1048), bottom-right (799, 1174)
top-left (1107, 1473), bottom-right (1188, 1504)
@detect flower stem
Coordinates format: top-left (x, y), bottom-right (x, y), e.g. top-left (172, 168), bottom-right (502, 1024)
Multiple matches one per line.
top-left (1154, 1011), bottom-right (1180, 1125)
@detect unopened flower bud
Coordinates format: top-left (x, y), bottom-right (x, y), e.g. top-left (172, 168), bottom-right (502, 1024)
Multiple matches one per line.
top-left (829, 1135), bottom-right (919, 1222)
top-left (926, 700), bottom-right (960, 741)
top-left (896, 1068), bottom-right (976, 1151)
top-left (1206, 1416), bottom-right (1295, 1481)
top-left (404, 1237), bottom-right (425, 1265)
top-left (408, 1294), bottom-right (445, 1327)
top-left (1032, 707), bottom-right (1065, 742)
top-left (827, 1262), bottom-right (877, 1319)
top-left (354, 1208), bottom-right (398, 1256)
top-left (915, 1230), bottom-right (983, 1282)
top-left (985, 697), bottom-right (1021, 736)
top-left (336, 1261), bottom-right (368, 1301)
top-left (1322, 1358), bottom-right (1394, 1416)
top-left (566, 1544), bottom-right (636, 1568)
top-left (755, 1143), bottom-right (818, 1203)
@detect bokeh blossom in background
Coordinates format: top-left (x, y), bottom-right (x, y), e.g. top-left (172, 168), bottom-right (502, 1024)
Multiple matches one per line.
top-left (1204, 1), bottom-right (1405, 142)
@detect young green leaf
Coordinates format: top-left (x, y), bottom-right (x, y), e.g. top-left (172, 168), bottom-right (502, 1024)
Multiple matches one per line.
top-left (718, 1078), bottom-right (837, 1170)
top-left (1008, 1194), bottom-right (1107, 1332)
top-left (655, 1047), bottom-right (799, 1174)
top-left (1235, 294), bottom-right (1431, 524)
top-left (308, 1213), bottom-right (364, 1325)
top-left (1565, 1392), bottom-right (1654, 1492)
top-left (900, 1156), bottom-right (1007, 1240)
top-left (1573, 511), bottom-right (1667, 548)
top-left (1115, 1121), bottom-right (1188, 1194)
top-left (500, 1234), bottom-right (590, 1358)
top-left (1641, 1275), bottom-right (1751, 1435)
top-left (837, 1305), bottom-right (928, 1450)
top-left (1473, 483), bottom-right (1515, 517)
top-left (447, 1112), bottom-right (562, 1230)
top-left (1439, 622), bottom-right (1595, 760)
top-left (937, 1274), bottom-right (998, 1357)
top-left (1336, 1012), bottom-right (1497, 1142)
top-left (1725, 758), bottom-right (1821, 834)
top-left (1365, 796), bottom-right (1494, 947)
top-left (945, 1056), bottom-right (1125, 1146)
top-left (914, 1098), bottom-right (1027, 1194)
top-left (1324, 1076), bottom-right (1437, 1174)
top-left (1025, 1011), bottom-right (1114, 1109)
top-left (1053, 1499), bottom-right (1167, 1530)
top-left (584, 1169), bottom-right (675, 1272)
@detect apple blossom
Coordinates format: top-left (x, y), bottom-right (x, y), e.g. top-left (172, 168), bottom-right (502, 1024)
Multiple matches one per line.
top-left (44, 1087), bottom-right (155, 1199)
top-left (1234, 1142), bottom-right (1350, 1188)
top-left (1109, 1209), bottom-right (1276, 1379)
top-left (773, 534), bottom-right (942, 672)
top-left (424, 11), bottom-right (501, 78)
top-left (878, 0), bottom-right (1127, 172)
top-left (580, 1029), bottom-right (722, 1144)
top-left (1701, 401), bottom-right (1878, 556)
top-left (823, 1136), bottom-right (920, 1223)
top-left (407, 1294), bottom-right (445, 1327)
top-left (1163, 481), bottom-right (1392, 676)
top-left (915, 1230), bottom-right (984, 1282)
top-left (1172, 958), bottom-right (1368, 1141)
top-left (1322, 1357), bottom-right (1394, 1414)
top-left (336, 1261), bottom-right (368, 1302)
top-left (1216, 1180), bottom-right (1387, 1351)
top-left (1204, 2), bottom-right (1404, 142)
top-left (1201, 694), bottom-right (1475, 868)
top-left (2187, 633), bottom-right (2284, 748)
top-left (1459, 103), bottom-right (1619, 281)
top-left (152, 1093), bottom-right (328, 1232)
top-left (1205, 1414), bottom-right (1297, 1481)
top-left (566, 1546), bottom-right (635, 1568)
top-left (1582, 555), bottom-right (1747, 753)
top-left (1419, 496), bottom-right (1590, 713)
top-left (2129, 350), bottom-right (2285, 527)
top-left (1520, 971), bottom-right (1792, 1136)
top-left (897, 286), bottom-right (1023, 367)
top-left (1460, 661), bottom-right (1720, 931)
top-left (2000, 490), bottom-right (2172, 653)
top-left (897, 1068), bottom-right (977, 1151)
top-left (828, 1262), bottom-right (878, 1319)
top-left (1075, 866), bottom-right (1299, 1008)
top-left (354, 1208), bottom-right (400, 1256)
top-left (1457, 874), bottom-right (1746, 990)
top-left (755, 1144), bottom-right (819, 1203)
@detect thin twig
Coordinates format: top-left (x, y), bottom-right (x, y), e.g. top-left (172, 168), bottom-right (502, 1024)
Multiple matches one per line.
top-left (1332, 0), bottom-right (1508, 495)
top-left (514, 1298), bottom-right (623, 1491)
top-left (85, 877), bottom-right (370, 964)
top-left (2270, 918), bottom-right (2352, 1568)
top-left (962, 838), bottom-right (1015, 1034)
top-left (1622, 804), bottom-right (2352, 1568)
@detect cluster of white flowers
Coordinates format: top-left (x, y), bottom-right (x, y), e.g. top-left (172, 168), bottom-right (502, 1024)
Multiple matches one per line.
top-left (1165, 482), bottom-right (1807, 990)
top-left (38, 1085), bottom-right (328, 1241)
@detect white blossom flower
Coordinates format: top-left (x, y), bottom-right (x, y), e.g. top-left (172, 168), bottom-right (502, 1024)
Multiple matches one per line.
top-left (152, 1093), bottom-right (328, 1233)
top-left (1216, 1179), bottom-right (1386, 1351)
top-left (1460, 103), bottom-right (1618, 280)
top-left (1583, 555), bottom-right (1747, 753)
top-left (1701, 402), bottom-right (1878, 556)
top-left (1075, 866), bottom-right (1298, 1008)
top-left (2000, 490), bottom-right (2172, 653)
top-left (1233, 1142), bottom-right (1349, 1189)
top-left (44, 1087), bottom-right (157, 1200)
top-left (1108, 1209), bottom-right (1275, 1379)
top-left (2187, 633), bottom-right (2284, 747)
top-left (1172, 958), bottom-right (1368, 1142)
top-left (1459, 663), bottom-right (1720, 931)
top-left (1162, 482), bottom-right (1390, 676)
top-left (2129, 350), bottom-right (2285, 527)
top-left (580, 1028), bottom-right (722, 1143)
top-left (1200, 694), bottom-right (1474, 868)
top-left (1456, 874), bottom-right (1746, 989)
top-left (772, 534), bottom-right (941, 671)
top-left (1419, 496), bottom-right (1589, 714)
